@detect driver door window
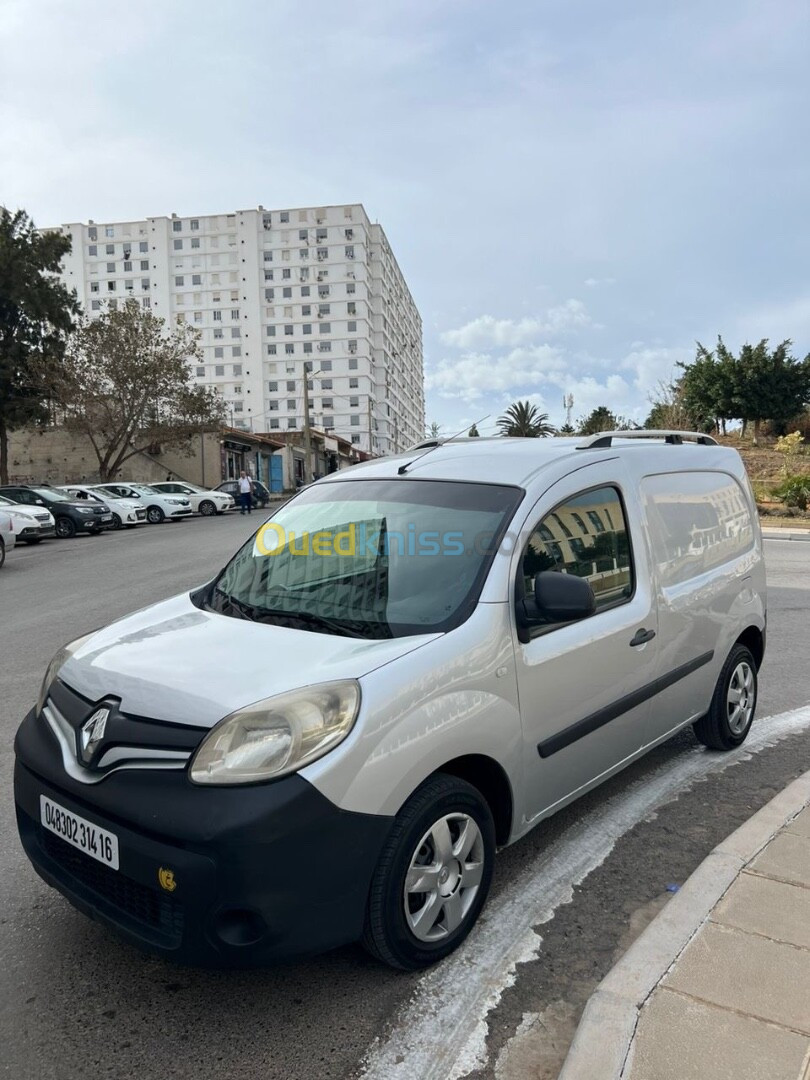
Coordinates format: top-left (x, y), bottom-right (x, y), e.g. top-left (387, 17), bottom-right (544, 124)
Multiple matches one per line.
top-left (521, 486), bottom-right (634, 624)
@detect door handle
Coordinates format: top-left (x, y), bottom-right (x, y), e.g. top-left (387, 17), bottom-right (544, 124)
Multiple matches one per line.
top-left (629, 627), bottom-right (656, 647)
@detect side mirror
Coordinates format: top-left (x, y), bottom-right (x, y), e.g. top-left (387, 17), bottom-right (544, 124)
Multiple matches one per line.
top-left (521, 570), bottom-right (596, 626)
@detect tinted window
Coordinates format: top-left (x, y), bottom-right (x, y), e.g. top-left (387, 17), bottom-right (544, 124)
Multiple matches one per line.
top-left (522, 486), bottom-right (633, 615)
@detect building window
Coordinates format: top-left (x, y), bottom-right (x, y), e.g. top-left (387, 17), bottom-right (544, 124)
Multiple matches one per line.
top-left (349, 396), bottom-right (359, 408)
top-left (303, 342), bottom-right (313, 354)
top-left (141, 278), bottom-right (150, 291)
top-left (88, 227), bottom-right (97, 241)
top-left (316, 247), bottom-right (328, 261)
top-left (285, 343), bottom-right (294, 355)
top-left (286, 398), bottom-right (296, 410)
top-left (348, 320), bottom-right (357, 332)
top-left (105, 261), bottom-right (114, 273)
top-left (318, 304), bottom-right (330, 316)
top-left (175, 276), bottom-right (184, 286)
top-left (90, 282), bottom-right (99, 293)
top-left (191, 238), bottom-right (200, 249)
top-left (91, 299), bottom-right (101, 310)
top-left (192, 274), bottom-right (202, 285)
top-left (321, 378), bottom-right (333, 389)
top-left (215, 347), bottom-right (224, 358)
top-left (351, 435), bottom-right (360, 444)
top-left (88, 244), bottom-right (97, 256)
top-left (213, 310), bottom-right (222, 321)
top-left (346, 282), bottom-right (355, 295)
top-left (302, 324), bottom-right (312, 335)
top-left (139, 241), bottom-right (148, 252)
top-left (215, 364), bottom-right (225, 376)
top-left (267, 344), bottom-right (277, 355)
top-left (284, 380), bottom-right (294, 391)
top-left (316, 229), bottom-right (327, 242)
top-left (300, 267), bottom-right (310, 281)
top-left (173, 239), bottom-right (183, 250)
top-left (349, 377), bottom-right (359, 388)
top-left (139, 260), bottom-right (149, 271)
top-left (319, 322), bottom-right (330, 333)
top-left (268, 381), bottom-right (278, 391)
top-left (320, 360), bottom-right (332, 371)
top-left (347, 302), bottom-right (356, 315)
top-left (318, 285), bottom-right (330, 298)
top-left (232, 351), bottom-right (241, 362)
top-left (280, 211), bottom-right (290, 223)
top-left (350, 415), bottom-right (360, 426)
top-left (349, 357), bottom-right (358, 370)
top-left (230, 308), bottom-right (239, 319)
top-left (270, 418), bottom-right (280, 429)
top-left (299, 229), bottom-right (308, 241)
top-left (107, 281), bottom-right (116, 292)
top-left (301, 285), bottom-right (310, 297)
top-left (105, 226), bottom-right (114, 238)
top-left (345, 246), bottom-right (355, 259)
top-left (173, 220), bottom-right (182, 232)
top-left (301, 305), bottom-right (311, 316)
top-left (196, 366), bottom-right (205, 376)
top-left (322, 398), bottom-right (334, 410)
top-left (318, 341), bottom-right (332, 352)
top-left (190, 219), bottom-right (199, 230)
top-left (193, 311), bottom-right (203, 324)
top-left (284, 324), bottom-right (293, 335)
top-left (231, 327), bottom-right (241, 338)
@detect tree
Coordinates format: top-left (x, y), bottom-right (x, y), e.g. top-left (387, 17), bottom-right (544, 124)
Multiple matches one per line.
top-left (735, 339), bottom-right (810, 444)
top-left (0, 208), bottom-right (79, 482)
top-left (426, 421), bottom-right (442, 439)
top-left (47, 299), bottom-right (226, 480)
top-left (497, 401), bottom-right (557, 438)
top-left (644, 380), bottom-right (695, 431)
top-left (578, 406), bottom-right (623, 435)
top-left (468, 423), bottom-right (480, 437)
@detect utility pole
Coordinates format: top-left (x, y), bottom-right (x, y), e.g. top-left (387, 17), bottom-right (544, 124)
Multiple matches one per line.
top-left (302, 369), bottom-right (313, 482)
top-left (367, 394), bottom-right (374, 456)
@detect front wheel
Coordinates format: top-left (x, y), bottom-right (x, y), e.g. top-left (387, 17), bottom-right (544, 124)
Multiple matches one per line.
top-left (111, 513), bottom-right (122, 530)
top-left (146, 506), bottom-right (165, 524)
top-left (55, 516), bottom-right (76, 539)
top-left (363, 775), bottom-right (495, 970)
top-left (0, 537), bottom-right (5, 568)
top-left (693, 643), bottom-right (758, 750)
top-left (199, 500), bottom-right (216, 516)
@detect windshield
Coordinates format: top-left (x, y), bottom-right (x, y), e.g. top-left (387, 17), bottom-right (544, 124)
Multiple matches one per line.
top-left (34, 487), bottom-right (71, 502)
top-left (0, 496), bottom-right (12, 506)
top-left (204, 478), bottom-right (522, 638)
top-left (89, 488), bottom-right (120, 501)
top-left (133, 485), bottom-right (159, 494)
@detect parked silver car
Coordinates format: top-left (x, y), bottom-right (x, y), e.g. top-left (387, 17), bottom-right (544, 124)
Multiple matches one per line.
top-left (14, 432), bottom-right (765, 969)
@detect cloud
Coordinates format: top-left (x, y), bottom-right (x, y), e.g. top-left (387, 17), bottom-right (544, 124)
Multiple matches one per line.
top-left (426, 344), bottom-right (566, 403)
top-left (584, 277), bottom-right (616, 287)
top-left (439, 300), bottom-right (590, 349)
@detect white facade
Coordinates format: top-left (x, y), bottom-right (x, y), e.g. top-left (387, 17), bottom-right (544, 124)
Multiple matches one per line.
top-left (53, 204), bottom-right (424, 456)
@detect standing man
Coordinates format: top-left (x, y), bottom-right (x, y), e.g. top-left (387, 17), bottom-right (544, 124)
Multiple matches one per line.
top-left (238, 471), bottom-right (253, 515)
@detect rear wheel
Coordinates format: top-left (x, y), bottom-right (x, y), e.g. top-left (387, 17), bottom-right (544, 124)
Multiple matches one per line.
top-left (146, 505), bottom-right (165, 524)
top-left (693, 644), bottom-right (758, 750)
top-left (55, 516), bottom-right (76, 539)
top-left (111, 512), bottom-right (122, 530)
top-left (363, 774), bottom-right (495, 970)
top-left (0, 537), bottom-right (5, 568)
top-left (199, 500), bottom-right (216, 516)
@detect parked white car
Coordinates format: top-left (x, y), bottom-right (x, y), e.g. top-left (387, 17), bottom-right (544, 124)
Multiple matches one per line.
top-left (0, 509), bottom-right (17, 568)
top-left (0, 495), bottom-right (56, 544)
top-left (150, 482), bottom-right (233, 516)
top-left (94, 483), bottom-right (193, 524)
top-left (58, 486), bottom-right (147, 529)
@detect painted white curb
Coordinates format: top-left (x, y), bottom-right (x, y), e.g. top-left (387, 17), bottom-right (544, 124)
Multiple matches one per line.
top-left (558, 769), bottom-right (810, 1080)
top-left (761, 528), bottom-right (810, 541)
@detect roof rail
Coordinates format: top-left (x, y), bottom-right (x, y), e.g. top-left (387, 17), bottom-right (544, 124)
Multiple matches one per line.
top-left (576, 429), bottom-right (718, 449)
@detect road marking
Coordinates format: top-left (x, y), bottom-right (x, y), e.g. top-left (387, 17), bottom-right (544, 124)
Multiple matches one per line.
top-left (359, 704), bottom-right (810, 1080)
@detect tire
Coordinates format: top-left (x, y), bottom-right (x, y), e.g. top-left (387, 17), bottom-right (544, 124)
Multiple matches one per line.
top-left (199, 500), bottom-right (216, 516)
top-left (24, 538), bottom-right (42, 545)
top-left (362, 774), bottom-right (496, 970)
top-left (693, 644), bottom-right (758, 750)
top-left (0, 537), bottom-right (5, 569)
top-left (55, 516), bottom-right (76, 539)
top-left (111, 513), bottom-right (122, 530)
top-left (146, 505), bottom-right (165, 524)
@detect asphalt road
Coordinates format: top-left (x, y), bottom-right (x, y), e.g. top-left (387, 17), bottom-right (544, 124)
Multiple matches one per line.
top-left (0, 522), bottom-right (808, 1080)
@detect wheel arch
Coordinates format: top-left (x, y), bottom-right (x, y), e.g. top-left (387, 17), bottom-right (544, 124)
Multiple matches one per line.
top-left (430, 754), bottom-right (514, 846)
top-left (735, 625), bottom-right (765, 670)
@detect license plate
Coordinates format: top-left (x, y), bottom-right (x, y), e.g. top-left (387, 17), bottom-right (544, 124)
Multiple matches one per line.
top-left (101, 514), bottom-right (112, 521)
top-left (40, 795), bottom-right (119, 870)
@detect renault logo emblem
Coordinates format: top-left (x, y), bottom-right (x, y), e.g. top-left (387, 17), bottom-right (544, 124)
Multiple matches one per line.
top-left (79, 707), bottom-right (110, 765)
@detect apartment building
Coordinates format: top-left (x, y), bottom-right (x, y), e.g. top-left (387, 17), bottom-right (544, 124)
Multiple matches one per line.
top-left (52, 204), bottom-right (424, 456)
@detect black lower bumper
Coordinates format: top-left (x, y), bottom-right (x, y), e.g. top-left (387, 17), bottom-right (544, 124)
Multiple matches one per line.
top-left (14, 708), bottom-right (393, 967)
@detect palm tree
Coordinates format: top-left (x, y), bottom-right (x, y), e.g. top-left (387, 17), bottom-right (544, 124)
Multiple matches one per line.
top-left (497, 401), bottom-right (557, 438)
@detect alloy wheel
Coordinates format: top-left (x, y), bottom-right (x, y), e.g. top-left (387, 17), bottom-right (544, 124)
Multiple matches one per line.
top-left (727, 661), bottom-right (755, 734)
top-left (404, 813), bottom-right (485, 942)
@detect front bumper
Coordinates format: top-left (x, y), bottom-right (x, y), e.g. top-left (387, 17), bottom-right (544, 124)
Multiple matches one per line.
top-left (17, 524), bottom-right (56, 540)
top-left (14, 708), bottom-right (392, 967)
top-left (167, 507), bottom-right (193, 519)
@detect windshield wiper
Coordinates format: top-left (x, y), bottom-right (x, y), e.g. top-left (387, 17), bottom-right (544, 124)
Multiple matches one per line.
top-left (210, 590), bottom-right (258, 621)
top-left (253, 607), bottom-right (379, 639)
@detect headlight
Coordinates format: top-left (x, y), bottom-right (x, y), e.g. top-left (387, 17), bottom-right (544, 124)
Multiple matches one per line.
top-left (76, 507), bottom-right (95, 514)
top-left (36, 632), bottom-right (96, 714)
top-left (189, 680), bottom-right (360, 785)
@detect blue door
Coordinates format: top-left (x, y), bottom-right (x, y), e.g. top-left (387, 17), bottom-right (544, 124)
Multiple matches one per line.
top-left (269, 454), bottom-right (283, 493)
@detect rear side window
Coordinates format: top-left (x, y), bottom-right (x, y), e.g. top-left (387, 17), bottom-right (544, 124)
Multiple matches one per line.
top-left (521, 486), bottom-right (634, 615)
top-left (640, 471), bottom-right (753, 586)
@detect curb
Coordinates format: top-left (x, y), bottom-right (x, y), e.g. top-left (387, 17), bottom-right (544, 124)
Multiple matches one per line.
top-left (557, 769), bottom-right (810, 1080)
top-left (761, 527), bottom-right (810, 541)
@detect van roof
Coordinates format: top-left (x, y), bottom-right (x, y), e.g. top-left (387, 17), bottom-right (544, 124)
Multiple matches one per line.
top-left (320, 432), bottom-right (740, 489)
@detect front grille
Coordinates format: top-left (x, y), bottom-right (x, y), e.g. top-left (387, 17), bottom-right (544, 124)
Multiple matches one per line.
top-left (34, 513), bottom-right (50, 522)
top-left (40, 828), bottom-right (184, 942)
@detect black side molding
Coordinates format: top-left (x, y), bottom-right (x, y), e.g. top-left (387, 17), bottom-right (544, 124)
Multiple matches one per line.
top-left (537, 650), bottom-right (715, 759)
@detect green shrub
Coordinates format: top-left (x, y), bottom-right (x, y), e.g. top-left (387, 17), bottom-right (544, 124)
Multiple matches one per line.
top-left (771, 475), bottom-right (810, 510)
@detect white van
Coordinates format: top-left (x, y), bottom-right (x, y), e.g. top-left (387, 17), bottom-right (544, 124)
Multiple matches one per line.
top-left (14, 432), bottom-right (766, 969)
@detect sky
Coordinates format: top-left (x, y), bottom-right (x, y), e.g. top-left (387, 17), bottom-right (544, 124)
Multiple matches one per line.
top-left (2, 0), bottom-right (809, 435)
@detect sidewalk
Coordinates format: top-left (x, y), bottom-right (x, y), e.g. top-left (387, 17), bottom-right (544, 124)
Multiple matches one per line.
top-left (761, 526), bottom-right (810, 541)
top-left (559, 770), bottom-right (810, 1080)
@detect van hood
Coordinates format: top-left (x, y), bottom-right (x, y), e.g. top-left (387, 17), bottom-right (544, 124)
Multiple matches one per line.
top-left (58, 592), bottom-right (439, 728)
